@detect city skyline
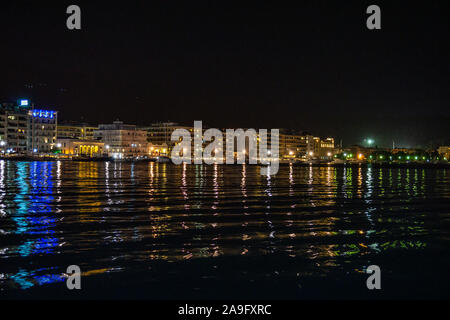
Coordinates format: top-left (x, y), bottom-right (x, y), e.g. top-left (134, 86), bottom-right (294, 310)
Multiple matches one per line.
top-left (1, 2), bottom-right (449, 149)
top-left (1, 97), bottom-right (448, 151)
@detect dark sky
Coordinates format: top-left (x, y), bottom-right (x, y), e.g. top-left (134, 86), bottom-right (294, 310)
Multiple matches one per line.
top-left (1, 1), bottom-right (449, 148)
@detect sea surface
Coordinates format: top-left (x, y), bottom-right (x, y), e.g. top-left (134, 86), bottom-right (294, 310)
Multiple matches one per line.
top-left (1, 160), bottom-right (449, 299)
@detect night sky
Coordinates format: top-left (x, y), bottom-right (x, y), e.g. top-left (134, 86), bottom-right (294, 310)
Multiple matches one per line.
top-left (1, 1), bottom-right (449, 148)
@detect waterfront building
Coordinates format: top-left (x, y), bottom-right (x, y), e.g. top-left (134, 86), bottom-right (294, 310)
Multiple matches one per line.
top-left (57, 138), bottom-right (104, 157)
top-left (0, 99), bottom-right (57, 154)
top-left (318, 137), bottom-right (335, 159)
top-left (94, 120), bottom-right (149, 158)
top-left (0, 102), bottom-right (29, 153)
top-left (149, 143), bottom-right (169, 157)
top-left (278, 129), bottom-right (306, 160)
top-left (57, 122), bottom-right (98, 140)
top-left (143, 122), bottom-right (194, 153)
top-left (302, 135), bottom-right (335, 160)
top-left (29, 108), bottom-right (58, 153)
top-left (437, 146), bottom-right (450, 160)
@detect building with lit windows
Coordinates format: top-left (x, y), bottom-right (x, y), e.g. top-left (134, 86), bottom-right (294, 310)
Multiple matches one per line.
top-left (94, 120), bottom-right (149, 158)
top-left (57, 138), bottom-right (104, 157)
top-left (318, 137), bottom-right (335, 159)
top-left (143, 122), bottom-right (194, 153)
top-left (0, 99), bottom-right (57, 154)
top-left (437, 146), bottom-right (450, 160)
top-left (29, 108), bottom-right (58, 153)
top-left (57, 123), bottom-right (98, 140)
top-left (278, 129), bottom-right (307, 160)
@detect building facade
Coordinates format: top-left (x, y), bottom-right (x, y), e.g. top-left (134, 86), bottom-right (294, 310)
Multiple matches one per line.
top-left (57, 138), bottom-right (104, 157)
top-left (144, 122), bottom-right (194, 153)
top-left (437, 146), bottom-right (450, 160)
top-left (29, 109), bottom-right (58, 153)
top-left (94, 120), bottom-right (149, 158)
top-left (0, 99), bottom-right (57, 154)
top-left (57, 123), bottom-right (98, 140)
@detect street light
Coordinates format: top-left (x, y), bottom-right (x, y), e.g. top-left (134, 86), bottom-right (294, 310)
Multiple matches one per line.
top-left (365, 138), bottom-right (374, 146)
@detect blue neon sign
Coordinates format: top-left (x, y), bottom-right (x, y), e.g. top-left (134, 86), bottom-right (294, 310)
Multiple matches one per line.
top-left (32, 109), bottom-right (56, 119)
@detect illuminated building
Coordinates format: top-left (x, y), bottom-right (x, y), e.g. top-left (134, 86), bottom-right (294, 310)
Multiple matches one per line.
top-left (57, 138), bottom-right (104, 157)
top-left (318, 137), bottom-right (335, 159)
top-left (302, 135), bottom-right (335, 159)
top-left (143, 122), bottom-right (194, 153)
top-left (0, 99), bottom-right (57, 154)
top-left (57, 123), bottom-right (98, 140)
top-left (278, 129), bottom-right (306, 160)
top-left (29, 108), bottom-right (58, 153)
top-left (0, 102), bottom-right (29, 153)
top-left (437, 146), bottom-right (450, 160)
top-left (148, 143), bottom-right (169, 157)
top-left (94, 120), bottom-right (149, 158)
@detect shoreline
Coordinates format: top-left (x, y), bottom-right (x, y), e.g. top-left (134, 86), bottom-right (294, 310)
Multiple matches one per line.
top-left (0, 156), bottom-right (449, 168)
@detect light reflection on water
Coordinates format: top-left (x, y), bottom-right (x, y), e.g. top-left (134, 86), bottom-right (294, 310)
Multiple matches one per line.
top-left (0, 160), bottom-right (449, 298)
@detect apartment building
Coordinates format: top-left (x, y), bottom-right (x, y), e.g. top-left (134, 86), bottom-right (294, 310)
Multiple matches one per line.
top-left (94, 120), bottom-right (149, 158)
top-left (0, 99), bottom-right (57, 154)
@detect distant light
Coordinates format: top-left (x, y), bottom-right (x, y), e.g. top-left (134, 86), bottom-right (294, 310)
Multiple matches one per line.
top-left (289, 151), bottom-right (294, 155)
top-left (327, 152), bottom-right (331, 157)
top-left (20, 99), bottom-right (29, 106)
top-left (0, 141), bottom-right (5, 146)
top-left (56, 143), bottom-right (62, 148)
top-left (308, 151), bottom-right (313, 156)
top-left (105, 145), bottom-right (110, 149)
top-left (33, 148), bottom-right (37, 153)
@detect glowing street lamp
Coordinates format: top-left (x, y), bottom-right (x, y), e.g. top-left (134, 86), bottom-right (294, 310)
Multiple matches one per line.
top-left (365, 138), bottom-right (374, 146)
